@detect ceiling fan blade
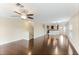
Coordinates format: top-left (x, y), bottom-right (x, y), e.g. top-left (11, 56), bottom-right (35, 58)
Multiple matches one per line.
top-left (16, 3), bottom-right (24, 7)
top-left (27, 16), bottom-right (34, 19)
top-left (27, 14), bottom-right (34, 16)
top-left (14, 11), bottom-right (21, 15)
top-left (16, 3), bottom-right (21, 6)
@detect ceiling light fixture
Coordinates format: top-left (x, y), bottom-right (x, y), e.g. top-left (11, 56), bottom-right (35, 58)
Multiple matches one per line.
top-left (21, 14), bottom-right (27, 19)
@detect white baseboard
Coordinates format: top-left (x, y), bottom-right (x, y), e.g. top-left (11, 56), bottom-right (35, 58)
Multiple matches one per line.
top-left (0, 39), bottom-right (23, 45)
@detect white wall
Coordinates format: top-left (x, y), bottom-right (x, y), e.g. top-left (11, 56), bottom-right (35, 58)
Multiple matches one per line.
top-left (0, 17), bottom-right (48, 46)
top-left (24, 21), bottom-right (34, 40)
top-left (34, 23), bottom-right (47, 38)
top-left (0, 17), bottom-right (47, 45)
top-left (70, 14), bottom-right (79, 54)
top-left (0, 18), bottom-right (29, 45)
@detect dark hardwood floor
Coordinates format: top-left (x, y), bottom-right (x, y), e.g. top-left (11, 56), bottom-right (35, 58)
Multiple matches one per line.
top-left (0, 35), bottom-right (78, 55)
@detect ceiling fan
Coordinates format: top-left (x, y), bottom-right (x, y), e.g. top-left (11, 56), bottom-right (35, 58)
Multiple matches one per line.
top-left (13, 3), bottom-right (34, 20)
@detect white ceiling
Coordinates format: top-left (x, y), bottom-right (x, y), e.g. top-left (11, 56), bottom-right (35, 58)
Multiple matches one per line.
top-left (0, 3), bottom-right (79, 23)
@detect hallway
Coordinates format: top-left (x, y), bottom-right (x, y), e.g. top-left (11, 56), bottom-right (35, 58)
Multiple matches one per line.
top-left (0, 3), bottom-right (79, 55)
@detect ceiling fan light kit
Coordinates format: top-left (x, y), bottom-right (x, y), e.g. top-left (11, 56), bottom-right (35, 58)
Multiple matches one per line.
top-left (21, 15), bottom-right (27, 19)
